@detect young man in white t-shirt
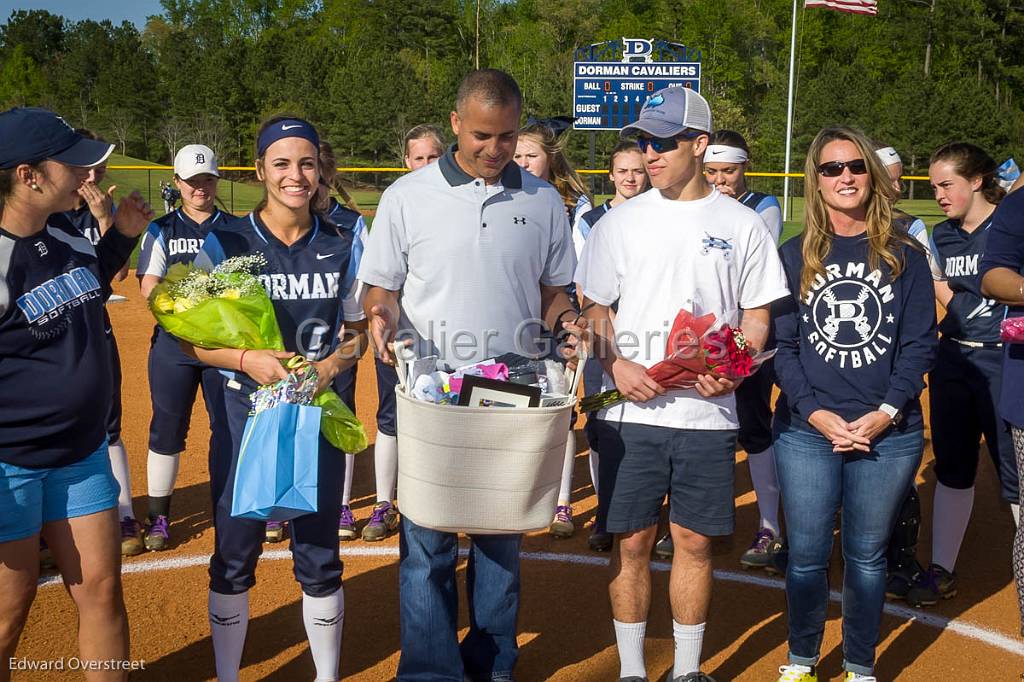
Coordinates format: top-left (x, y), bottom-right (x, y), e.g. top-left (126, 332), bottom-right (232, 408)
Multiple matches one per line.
top-left (576, 86), bottom-right (789, 682)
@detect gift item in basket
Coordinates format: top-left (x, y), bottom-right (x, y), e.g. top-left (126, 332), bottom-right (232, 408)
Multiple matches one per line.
top-left (1001, 316), bottom-right (1024, 343)
top-left (456, 375), bottom-right (542, 408)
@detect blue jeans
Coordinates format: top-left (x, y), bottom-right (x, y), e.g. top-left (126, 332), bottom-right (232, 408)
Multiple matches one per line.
top-left (774, 422), bottom-right (923, 676)
top-left (397, 517), bottom-right (521, 681)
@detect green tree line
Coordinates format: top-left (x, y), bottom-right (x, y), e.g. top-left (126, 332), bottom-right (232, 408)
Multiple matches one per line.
top-left (1, 0), bottom-right (1021, 192)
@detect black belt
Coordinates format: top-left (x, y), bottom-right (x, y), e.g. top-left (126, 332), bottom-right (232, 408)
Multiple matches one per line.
top-left (944, 336), bottom-right (1003, 350)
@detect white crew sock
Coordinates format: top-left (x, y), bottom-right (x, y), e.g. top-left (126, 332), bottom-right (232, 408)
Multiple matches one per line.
top-left (342, 453), bottom-right (355, 506)
top-left (673, 620), bottom-right (706, 677)
top-left (588, 448), bottom-right (600, 497)
top-left (209, 590), bottom-right (249, 682)
top-left (557, 436), bottom-right (575, 505)
top-left (303, 589), bottom-right (345, 682)
top-left (147, 449), bottom-right (180, 498)
top-left (374, 433), bottom-right (398, 503)
top-left (932, 482), bottom-right (975, 572)
top-left (613, 619), bottom-right (646, 678)
top-left (747, 446), bottom-right (780, 536)
top-left (1012, 503), bottom-right (1020, 528)
top-left (107, 439), bottom-right (134, 520)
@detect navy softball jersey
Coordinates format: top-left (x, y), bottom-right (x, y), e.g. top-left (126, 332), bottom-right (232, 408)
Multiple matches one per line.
top-left (194, 212), bottom-right (355, 381)
top-left (48, 204), bottom-right (102, 245)
top-left (0, 223), bottom-right (136, 467)
top-left (773, 233), bottom-right (938, 431)
top-left (137, 208), bottom-right (229, 277)
top-left (929, 216), bottom-right (1005, 343)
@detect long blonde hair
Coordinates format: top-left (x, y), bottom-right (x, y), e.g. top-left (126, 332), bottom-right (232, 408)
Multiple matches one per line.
top-left (518, 123), bottom-right (592, 211)
top-left (800, 126), bottom-right (916, 297)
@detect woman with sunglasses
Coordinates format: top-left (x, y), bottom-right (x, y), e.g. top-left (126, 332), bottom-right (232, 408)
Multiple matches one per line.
top-left (187, 116), bottom-right (367, 682)
top-left (0, 107), bottom-right (153, 681)
top-left (772, 126), bottom-right (936, 682)
top-left (514, 118), bottom-right (593, 539)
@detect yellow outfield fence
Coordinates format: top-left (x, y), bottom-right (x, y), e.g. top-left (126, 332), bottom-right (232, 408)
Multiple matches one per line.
top-left (108, 165), bottom-right (930, 180)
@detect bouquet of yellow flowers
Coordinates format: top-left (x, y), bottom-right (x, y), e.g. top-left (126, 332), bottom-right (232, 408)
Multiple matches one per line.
top-left (149, 255), bottom-right (367, 453)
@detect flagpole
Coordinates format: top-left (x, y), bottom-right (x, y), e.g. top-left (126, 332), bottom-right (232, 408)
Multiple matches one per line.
top-left (783, 0), bottom-right (798, 221)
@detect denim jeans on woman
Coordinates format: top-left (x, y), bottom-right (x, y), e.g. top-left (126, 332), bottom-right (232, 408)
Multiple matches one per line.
top-left (774, 420), bottom-right (923, 676)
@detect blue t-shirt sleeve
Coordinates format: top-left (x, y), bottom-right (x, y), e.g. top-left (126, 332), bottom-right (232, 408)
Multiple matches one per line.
top-left (980, 190), bottom-right (1024, 279)
top-left (755, 195), bottom-right (783, 244)
top-left (343, 216), bottom-right (367, 298)
top-left (882, 249), bottom-right (938, 411)
top-left (135, 222), bottom-right (167, 278)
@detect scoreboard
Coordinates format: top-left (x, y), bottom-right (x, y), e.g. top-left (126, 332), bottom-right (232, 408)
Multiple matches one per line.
top-left (573, 61), bottom-right (701, 131)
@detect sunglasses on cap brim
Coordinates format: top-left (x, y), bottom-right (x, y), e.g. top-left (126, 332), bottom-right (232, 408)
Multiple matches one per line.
top-left (817, 159), bottom-right (868, 177)
top-left (635, 130), bottom-right (704, 154)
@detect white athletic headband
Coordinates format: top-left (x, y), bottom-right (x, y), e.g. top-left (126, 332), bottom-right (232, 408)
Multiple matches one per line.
top-left (704, 145), bottom-right (748, 164)
top-left (876, 146), bottom-right (902, 167)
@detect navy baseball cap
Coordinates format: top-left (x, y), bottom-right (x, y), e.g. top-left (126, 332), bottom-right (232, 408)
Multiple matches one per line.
top-left (621, 86), bottom-right (713, 139)
top-left (0, 107), bottom-right (113, 169)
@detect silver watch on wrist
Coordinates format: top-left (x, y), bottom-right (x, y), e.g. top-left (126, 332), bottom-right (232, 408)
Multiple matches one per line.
top-left (879, 403), bottom-right (902, 426)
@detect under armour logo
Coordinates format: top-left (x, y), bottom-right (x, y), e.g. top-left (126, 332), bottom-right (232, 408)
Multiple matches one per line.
top-left (195, 153), bottom-right (206, 164)
top-left (210, 612), bottom-right (241, 626)
top-left (512, 216), bottom-right (527, 225)
top-left (34, 241), bottom-right (48, 257)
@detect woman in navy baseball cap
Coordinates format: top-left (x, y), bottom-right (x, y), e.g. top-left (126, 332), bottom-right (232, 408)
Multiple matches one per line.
top-left (0, 107), bottom-right (153, 679)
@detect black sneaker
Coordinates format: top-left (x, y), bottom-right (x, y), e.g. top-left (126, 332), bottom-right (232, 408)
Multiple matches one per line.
top-left (906, 563), bottom-right (957, 607)
top-left (885, 562), bottom-right (923, 600)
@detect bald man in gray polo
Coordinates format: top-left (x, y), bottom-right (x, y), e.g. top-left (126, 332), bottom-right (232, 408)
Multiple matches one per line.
top-left (359, 68), bottom-right (581, 681)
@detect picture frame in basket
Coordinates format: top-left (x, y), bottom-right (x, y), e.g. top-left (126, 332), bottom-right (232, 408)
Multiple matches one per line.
top-left (457, 375), bottom-right (542, 408)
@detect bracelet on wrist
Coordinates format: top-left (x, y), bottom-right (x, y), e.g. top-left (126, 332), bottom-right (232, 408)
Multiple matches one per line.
top-left (239, 349), bottom-right (249, 372)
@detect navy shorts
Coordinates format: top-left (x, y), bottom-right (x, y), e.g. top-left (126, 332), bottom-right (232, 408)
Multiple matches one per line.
top-left (375, 358), bottom-right (398, 437)
top-left (735, 358), bottom-right (774, 455)
top-left (207, 376), bottom-right (345, 597)
top-left (930, 338), bottom-right (1020, 502)
top-left (593, 420), bottom-right (738, 537)
top-left (147, 328), bottom-right (226, 455)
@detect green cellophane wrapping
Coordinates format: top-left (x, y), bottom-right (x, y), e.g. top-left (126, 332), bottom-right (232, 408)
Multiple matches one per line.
top-left (314, 390), bottom-right (368, 453)
top-left (149, 264), bottom-right (285, 351)
top-left (149, 264), bottom-right (367, 453)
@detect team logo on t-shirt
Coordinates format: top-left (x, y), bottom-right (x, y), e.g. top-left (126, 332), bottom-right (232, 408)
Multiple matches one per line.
top-left (16, 266), bottom-right (103, 339)
top-left (803, 261), bottom-right (896, 368)
top-left (701, 233), bottom-right (733, 258)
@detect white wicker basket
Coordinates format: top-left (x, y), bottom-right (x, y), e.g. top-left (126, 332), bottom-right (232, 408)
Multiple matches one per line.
top-left (395, 388), bottom-right (576, 534)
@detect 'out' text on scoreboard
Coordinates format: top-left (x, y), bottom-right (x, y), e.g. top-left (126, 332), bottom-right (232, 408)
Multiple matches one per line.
top-left (573, 61), bottom-right (701, 131)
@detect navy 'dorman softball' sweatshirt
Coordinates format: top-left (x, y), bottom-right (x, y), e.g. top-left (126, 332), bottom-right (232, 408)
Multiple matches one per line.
top-left (773, 233), bottom-right (938, 432)
top-left (0, 221), bottom-right (136, 468)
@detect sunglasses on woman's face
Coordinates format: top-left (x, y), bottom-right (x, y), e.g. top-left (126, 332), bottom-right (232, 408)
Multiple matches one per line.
top-left (817, 159), bottom-right (868, 177)
top-left (635, 130), bottom-right (703, 154)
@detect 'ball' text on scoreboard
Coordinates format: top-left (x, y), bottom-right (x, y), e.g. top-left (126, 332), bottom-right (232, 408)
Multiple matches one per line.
top-left (573, 39), bottom-right (701, 131)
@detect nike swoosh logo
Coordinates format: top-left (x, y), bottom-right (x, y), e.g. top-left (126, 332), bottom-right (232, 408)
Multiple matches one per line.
top-left (711, 150), bottom-right (725, 155)
top-left (316, 253), bottom-right (334, 260)
top-left (282, 124), bottom-right (302, 130)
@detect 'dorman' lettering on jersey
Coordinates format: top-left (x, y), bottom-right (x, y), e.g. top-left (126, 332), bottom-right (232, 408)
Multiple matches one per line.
top-left (802, 261), bottom-right (896, 369)
top-left (259, 272), bottom-right (340, 301)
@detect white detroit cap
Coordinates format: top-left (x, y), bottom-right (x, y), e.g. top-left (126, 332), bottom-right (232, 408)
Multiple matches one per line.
top-left (174, 144), bottom-right (219, 179)
top-left (875, 146), bottom-right (902, 167)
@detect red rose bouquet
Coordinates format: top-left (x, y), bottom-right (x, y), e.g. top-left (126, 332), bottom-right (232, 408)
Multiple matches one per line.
top-left (579, 308), bottom-right (775, 413)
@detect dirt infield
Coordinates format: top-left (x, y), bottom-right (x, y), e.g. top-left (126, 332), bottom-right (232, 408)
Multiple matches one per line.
top-left (14, 279), bottom-right (1024, 680)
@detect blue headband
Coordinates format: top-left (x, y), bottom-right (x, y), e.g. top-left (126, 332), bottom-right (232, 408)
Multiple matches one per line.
top-left (257, 118), bottom-right (320, 158)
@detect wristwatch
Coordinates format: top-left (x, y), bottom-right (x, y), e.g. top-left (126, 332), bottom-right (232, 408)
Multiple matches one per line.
top-left (879, 403), bottom-right (902, 426)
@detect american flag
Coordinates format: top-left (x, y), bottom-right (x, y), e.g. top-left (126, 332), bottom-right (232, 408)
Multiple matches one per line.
top-left (805, 0), bottom-right (878, 15)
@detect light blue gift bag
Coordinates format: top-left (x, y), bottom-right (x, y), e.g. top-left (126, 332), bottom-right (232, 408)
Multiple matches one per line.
top-left (230, 402), bottom-right (321, 521)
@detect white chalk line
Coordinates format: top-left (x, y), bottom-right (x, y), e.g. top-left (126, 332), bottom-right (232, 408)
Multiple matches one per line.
top-left (37, 545), bottom-right (1024, 658)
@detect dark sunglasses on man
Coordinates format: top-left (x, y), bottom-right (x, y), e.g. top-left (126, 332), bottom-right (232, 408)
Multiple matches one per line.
top-left (635, 129), bottom-right (705, 154)
top-left (817, 159), bottom-right (868, 177)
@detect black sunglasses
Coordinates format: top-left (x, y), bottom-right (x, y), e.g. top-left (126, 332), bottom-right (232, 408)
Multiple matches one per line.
top-left (817, 159), bottom-right (868, 177)
top-left (635, 130), bottom-right (703, 154)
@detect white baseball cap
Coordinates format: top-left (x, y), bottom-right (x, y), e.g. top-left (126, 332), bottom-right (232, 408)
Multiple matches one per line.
top-left (174, 144), bottom-right (219, 179)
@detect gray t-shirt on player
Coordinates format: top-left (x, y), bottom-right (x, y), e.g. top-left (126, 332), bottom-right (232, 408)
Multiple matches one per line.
top-left (358, 147), bottom-right (576, 368)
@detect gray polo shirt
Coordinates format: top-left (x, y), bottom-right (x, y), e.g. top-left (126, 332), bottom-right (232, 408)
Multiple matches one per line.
top-left (358, 148), bottom-right (575, 368)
